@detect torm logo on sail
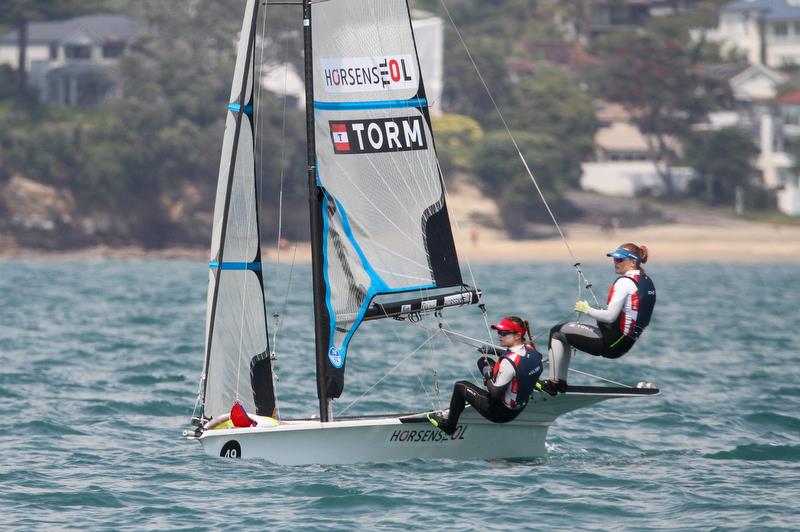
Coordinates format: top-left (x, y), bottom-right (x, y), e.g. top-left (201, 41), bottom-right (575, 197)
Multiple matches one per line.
top-left (320, 55), bottom-right (417, 93)
top-left (329, 116), bottom-right (427, 154)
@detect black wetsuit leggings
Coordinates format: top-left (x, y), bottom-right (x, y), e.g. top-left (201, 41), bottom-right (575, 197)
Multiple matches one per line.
top-left (444, 381), bottom-right (520, 427)
top-left (550, 322), bottom-right (634, 359)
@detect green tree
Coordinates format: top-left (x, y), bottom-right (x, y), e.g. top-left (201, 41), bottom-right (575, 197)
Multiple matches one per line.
top-left (474, 130), bottom-right (568, 237)
top-left (0, 0), bottom-right (106, 104)
top-left (683, 128), bottom-right (759, 206)
top-left (431, 113), bottom-right (483, 171)
top-left (507, 67), bottom-right (596, 188)
top-left (585, 15), bottom-right (728, 195)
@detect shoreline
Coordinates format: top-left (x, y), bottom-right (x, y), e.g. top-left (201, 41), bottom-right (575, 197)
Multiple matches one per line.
top-left (3, 221), bottom-right (799, 263)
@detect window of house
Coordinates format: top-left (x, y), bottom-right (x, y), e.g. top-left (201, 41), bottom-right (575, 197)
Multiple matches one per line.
top-left (49, 43), bottom-right (58, 60)
top-left (64, 44), bottom-right (91, 59)
top-left (102, 41), bottom-right (125, 59)
top-left (773, 22), bottom-right (789, 38)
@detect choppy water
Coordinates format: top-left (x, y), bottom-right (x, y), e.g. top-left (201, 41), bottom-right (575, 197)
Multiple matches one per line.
top-left (1, 259), bottom-right (798, 530)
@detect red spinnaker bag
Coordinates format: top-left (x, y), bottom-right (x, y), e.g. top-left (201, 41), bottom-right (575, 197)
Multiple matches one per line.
top-left (230, 401), bottom-right (255, 427)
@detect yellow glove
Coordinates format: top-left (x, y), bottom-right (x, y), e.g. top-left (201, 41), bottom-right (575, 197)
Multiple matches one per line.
top-left (574, 300), bottom-right (591, 314)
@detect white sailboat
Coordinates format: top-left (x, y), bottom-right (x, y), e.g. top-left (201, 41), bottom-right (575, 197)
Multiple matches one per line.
top-left (186, 0), bottom-right (658, 465)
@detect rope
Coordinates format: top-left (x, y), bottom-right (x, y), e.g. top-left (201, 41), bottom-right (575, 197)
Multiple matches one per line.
top-left (567, 367), bottom-right (632, 388)
top-left (337, 331), bottom-right (440, 416)
top-left (435, 158), bottom-right (495, 348)
top-left (438, 0), bottom-right (601, 308)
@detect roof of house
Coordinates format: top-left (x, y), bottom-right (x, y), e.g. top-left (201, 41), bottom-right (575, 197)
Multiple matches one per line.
top-left (0, 14), bottom-right (143, 45)
top-left (596, 121), bottom-right (681, 153)
top-left (723, 1), bottom-right (800, 22)
top-left (775, 88), bottom-right (800, 103)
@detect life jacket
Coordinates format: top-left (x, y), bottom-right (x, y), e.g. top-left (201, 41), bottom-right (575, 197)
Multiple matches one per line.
top-left (606, 271), bottom-right (657, 340)
top-left (491, 345), bottom-right (543, 410)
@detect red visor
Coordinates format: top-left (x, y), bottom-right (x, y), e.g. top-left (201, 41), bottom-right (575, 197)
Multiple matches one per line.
top-left (491, 319), bottom-right (525, 335)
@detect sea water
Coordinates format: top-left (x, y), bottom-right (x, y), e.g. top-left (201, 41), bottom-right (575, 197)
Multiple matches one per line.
top-left (1, 260), bottom-right (798, 530)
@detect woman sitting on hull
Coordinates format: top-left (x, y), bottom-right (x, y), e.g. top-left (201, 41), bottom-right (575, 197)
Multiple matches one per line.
top-left (538, 243), bottom-right (656, 396)
top-left (428, 316), bottom-right (543, 436)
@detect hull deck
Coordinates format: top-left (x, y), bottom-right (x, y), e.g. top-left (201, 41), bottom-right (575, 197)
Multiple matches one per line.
top-left (191, 387), bottom-right (659, 465)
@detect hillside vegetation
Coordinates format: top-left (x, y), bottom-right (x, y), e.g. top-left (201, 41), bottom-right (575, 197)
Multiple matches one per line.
top-left (0, 0), bottom-right (773, 249)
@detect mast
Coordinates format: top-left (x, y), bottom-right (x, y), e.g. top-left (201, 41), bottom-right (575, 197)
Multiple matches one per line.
top-left (303, 0), bottom-right (331, 422)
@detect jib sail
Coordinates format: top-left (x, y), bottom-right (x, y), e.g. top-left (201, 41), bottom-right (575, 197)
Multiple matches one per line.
top-left (201, 0), bottom-right (276, 420)
top-left (309, 0), bottom-right (470, 404)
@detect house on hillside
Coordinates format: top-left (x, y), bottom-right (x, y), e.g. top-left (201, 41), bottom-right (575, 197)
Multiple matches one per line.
top-left (692, 62), bottom-right (800, 215)
top-left (581, 102), bottom-right (694, 197)
top-left (710, 0), bottom-right (800, 68)
top-left (584, 0), bottom-right (699, 35)
top-left (0, 14), bottom-right (144, 106)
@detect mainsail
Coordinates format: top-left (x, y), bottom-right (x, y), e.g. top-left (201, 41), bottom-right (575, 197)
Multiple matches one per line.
top-left (201, 0), bottom-right (276, 420)
top-left (309, 0), bottom-right (471, 405)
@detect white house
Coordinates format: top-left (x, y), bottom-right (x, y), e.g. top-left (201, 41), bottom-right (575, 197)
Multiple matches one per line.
top-left (581, 101), bottom-right (692, 197)
top-left (0, 14), bottom-right (143, 105)
top-left (710, 0), bottom-right (800, 68)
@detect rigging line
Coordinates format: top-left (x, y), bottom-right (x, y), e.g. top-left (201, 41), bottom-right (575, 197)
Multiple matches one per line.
top-left (273, 31), bottom-right (291, 306)
top-left (435, 157), bottom-right (493, 345)
top-left (437, 314), bottom-right (486, 386)
top-left (337, 330), bottom-right (440, 416)
top-left (410, 319), bottom-right (499, 350)
top-left (271, 243), bottom-right (298, 355)
top-left (438, 0), bottom-right (601, 308)
top-left (567, 367), bottom-right (632, 388)
top-left (324, 159), bottom-right (429, 252)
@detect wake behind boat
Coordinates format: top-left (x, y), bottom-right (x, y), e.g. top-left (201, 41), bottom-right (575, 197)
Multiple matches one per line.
top-left (185, 0), bottom-right (659, 465)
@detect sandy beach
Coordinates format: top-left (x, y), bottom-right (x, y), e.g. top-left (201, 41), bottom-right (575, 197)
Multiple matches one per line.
top-left (3, 219), bottom-right (799, 263)
top-left (3, 181), bottom-right (799, 263)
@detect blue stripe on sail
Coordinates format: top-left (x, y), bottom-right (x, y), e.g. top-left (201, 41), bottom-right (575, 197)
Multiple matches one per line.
top-left (334, 197), bottom-right (389, 293)
top-left (209, 261), bottom-right (262, 270)
top-left (313, 98), bottom-right (427, 111)
top-left (228, 103), bottom-right (253, 114)
top-left (321, 189), bottom-right (436, 369)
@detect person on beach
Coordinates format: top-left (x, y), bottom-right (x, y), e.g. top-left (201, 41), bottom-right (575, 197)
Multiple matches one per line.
top-left (538, 243), bottom-right (656, 396)
top-left (428, 316), bottom-right (543, 436)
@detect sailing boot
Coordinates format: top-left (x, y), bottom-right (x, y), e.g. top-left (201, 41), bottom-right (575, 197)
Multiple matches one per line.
top-left (427, 412), bottom-right (456, 436)
top-left (536, 379), bottom-right (568, 396)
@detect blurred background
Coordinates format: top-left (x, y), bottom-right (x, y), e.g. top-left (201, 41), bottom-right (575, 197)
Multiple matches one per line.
top-left (2, 0), bottom-right (799, 259)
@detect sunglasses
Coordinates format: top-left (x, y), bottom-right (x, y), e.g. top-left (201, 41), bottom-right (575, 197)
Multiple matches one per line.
top-left (613, 258), bottom-right (626, 263)
top-left (496, 330), bottom-right (516, 337)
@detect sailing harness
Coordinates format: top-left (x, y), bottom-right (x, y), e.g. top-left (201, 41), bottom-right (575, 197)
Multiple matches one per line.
top-left (491, 346), bottom-right (543, 410)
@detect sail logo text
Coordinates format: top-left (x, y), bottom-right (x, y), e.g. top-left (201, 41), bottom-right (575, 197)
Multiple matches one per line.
top-left (329, 117), bottom-right (427, 154)
top-left (320, 55), bottom-right (416, 93)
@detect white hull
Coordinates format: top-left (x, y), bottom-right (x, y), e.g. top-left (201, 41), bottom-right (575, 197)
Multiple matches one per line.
top-left (191, 388), bottom-right (657, 465)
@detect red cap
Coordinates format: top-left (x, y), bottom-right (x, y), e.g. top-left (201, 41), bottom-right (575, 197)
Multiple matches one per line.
top-left (491, 318), bottom-right (525, 335)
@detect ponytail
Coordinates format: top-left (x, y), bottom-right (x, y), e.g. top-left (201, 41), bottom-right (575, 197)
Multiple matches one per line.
top-left (620, 242), bottom-right (648, 273)
top-left (503, 316), bottom-right (535, 347)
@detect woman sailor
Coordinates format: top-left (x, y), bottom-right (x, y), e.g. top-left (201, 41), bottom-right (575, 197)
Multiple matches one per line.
top-left (538, 243), bottom-right (657, 396)
top-left (428, 316), bottom-right (543, 436)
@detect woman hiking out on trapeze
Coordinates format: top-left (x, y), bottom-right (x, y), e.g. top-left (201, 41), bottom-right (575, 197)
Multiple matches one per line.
top-left (538, 243), bottom-right (657, 396)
